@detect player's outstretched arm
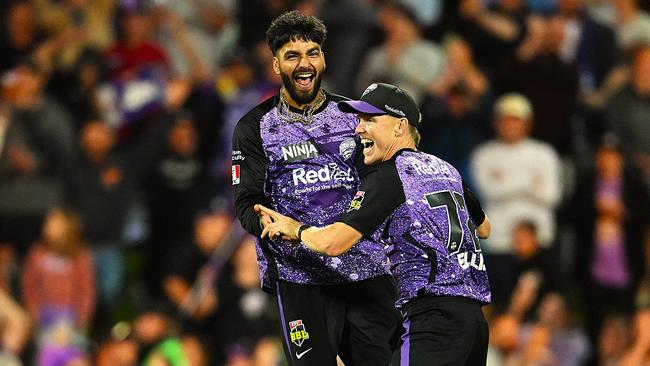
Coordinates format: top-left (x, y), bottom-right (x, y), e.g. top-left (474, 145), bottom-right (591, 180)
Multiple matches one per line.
top-left (255, 205), bottom-right (363, 256)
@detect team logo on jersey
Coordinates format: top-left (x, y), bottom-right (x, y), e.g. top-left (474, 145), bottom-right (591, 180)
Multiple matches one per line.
top-left (362, 83), bottom-right (378, 97)
top-left (282, 141), bottom-right (319, 162)
top-left (348, 191), bottom-right (365, 211)
top-left (231, 165), bottom-right (240, 185)
top-left (339, 138), bottom-right (356, 160)
top-left (289, 319), bottom-right (310, 347)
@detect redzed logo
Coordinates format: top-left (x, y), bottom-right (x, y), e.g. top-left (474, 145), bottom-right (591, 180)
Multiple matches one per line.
top-left (232, 165), bottom-right (241, 185)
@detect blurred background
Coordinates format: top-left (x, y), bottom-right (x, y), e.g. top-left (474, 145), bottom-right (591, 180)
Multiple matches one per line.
top-left (0, 0), bottom-right (649, 365)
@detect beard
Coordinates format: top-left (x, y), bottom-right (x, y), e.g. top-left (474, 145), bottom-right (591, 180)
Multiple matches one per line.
top-left (280, 68), bottom-right (323, 105)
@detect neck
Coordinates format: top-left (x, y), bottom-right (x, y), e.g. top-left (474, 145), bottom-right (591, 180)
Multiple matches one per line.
top-left (383, 138), bottom-right (416, 161)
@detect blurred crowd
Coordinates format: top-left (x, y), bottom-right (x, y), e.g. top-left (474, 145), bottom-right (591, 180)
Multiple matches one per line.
top-left (0, 0), bottom-right (649, 365)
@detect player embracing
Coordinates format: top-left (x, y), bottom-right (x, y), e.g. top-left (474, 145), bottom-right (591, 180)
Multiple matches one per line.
top-left (258, 83), bottom-right (492, 366)
top-left (231, 11), bottom-right (400, 366)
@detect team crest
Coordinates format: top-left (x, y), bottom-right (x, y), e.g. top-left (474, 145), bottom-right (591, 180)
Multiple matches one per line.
top-left (348, 191), bottom-right (365, 211)
top-left (289, 319), bottom-right (310, 347)
top-left (362, 83), bottom-right (378, 97)
top-left (339, 138), bottom-right (356, 160)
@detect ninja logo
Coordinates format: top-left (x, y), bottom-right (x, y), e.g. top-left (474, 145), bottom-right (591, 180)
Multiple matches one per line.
top-left (282, 141), bottom-right (319, 162)
top-left (289, 319), bottom-right (310, 347)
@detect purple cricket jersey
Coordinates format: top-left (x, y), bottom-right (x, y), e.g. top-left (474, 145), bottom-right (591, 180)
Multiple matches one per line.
top-left (340, 149), bottom-right (490, 307)
top-left (233, 93), bottom-right (390, 288)
top-left (389, 151), bottom-right (490, 306)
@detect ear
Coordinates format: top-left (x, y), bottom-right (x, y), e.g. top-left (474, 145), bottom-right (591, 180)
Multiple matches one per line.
top-left (272, 57), bottom-right (280, 75)
top-left (322, 51), bottom-right (326, 70)
top-left (393, 118), bottom-right (404, 137)
top-left (394, 118), bottom-right (407, 136)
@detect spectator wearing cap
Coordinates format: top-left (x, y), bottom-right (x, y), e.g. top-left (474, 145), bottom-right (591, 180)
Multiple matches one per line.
top-left (470, 93), bottom-right (561, 305)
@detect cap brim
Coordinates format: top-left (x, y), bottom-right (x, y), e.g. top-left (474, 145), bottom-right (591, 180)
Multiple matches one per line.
top-left (338, 100), bottom-right (386, 115)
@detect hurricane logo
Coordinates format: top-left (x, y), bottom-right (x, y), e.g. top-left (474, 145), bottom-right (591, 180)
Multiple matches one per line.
top-left (339, 138), bottom-right (356, 160)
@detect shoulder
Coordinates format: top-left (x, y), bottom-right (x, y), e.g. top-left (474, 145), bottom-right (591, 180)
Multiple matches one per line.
top-left (365, 158), bottom-right (400, 186)
top-left (234, 95), bottom-right (277, 132)
top-left (526, 139), bottom-right (559, 157)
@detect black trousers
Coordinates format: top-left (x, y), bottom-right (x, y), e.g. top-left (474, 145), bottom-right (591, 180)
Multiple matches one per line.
top-left (391, 296), bottom-right (489, 366)
top-left (274, 275), bottom-right (401, 366)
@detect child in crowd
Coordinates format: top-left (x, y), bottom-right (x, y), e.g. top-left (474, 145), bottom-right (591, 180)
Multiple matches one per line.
top-left (22, 208), bottom-right (95, 366)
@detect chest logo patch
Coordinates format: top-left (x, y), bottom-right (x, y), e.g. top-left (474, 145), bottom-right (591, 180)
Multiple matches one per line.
top-left (339, 138), bottom-right (356, 161)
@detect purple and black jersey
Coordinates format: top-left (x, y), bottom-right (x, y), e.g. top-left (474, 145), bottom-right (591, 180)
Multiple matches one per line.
top-left (232, 92), bottom-right (389, 291)
top-left (340, 149), bottom-right (490, 307)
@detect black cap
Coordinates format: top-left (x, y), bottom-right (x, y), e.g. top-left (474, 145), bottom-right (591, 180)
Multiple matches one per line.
top-left (338, 83), bottom-right (422, 128)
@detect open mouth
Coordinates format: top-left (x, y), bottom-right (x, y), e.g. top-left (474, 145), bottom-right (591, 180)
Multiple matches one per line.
top-left (361, 138), bottom-right (374, 154)
top-left (293, 71), bottom-right (314, 89)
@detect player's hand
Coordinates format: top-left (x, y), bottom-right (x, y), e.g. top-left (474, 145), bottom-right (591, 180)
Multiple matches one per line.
top-left (255, 205), bottom-right (301, 241)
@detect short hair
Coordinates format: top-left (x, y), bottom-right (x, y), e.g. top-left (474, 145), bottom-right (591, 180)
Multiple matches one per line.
top-left (409, 125), bottom-right (421, 147)
top-left (266, 10), bottom-right (327, 55)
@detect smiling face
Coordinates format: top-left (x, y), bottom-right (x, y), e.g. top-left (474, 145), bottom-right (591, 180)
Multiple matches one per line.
top-left (273, 39), bottom-right (325, 106)
top-left (355, 113), bottom-right (404, 165)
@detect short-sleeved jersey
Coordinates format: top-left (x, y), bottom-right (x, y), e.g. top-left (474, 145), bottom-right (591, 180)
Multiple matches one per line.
top-left (232, 92), bottom-right (389, 291)
top-left (341, 149), bottom-right (490, 307)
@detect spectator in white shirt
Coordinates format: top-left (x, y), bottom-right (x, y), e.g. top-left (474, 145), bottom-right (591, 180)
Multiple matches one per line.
top-left (470, 93), bottom-right (561, 304)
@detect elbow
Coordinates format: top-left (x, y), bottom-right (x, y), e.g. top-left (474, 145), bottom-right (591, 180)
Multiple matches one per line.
top-left (322, 243), bottom-right (346, 257)
top-left (476, 216), bottom-right (491, 239)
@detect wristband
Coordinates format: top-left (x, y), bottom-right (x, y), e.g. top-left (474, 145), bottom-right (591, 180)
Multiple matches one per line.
top-left (297, 224), bottom-right (311, 241)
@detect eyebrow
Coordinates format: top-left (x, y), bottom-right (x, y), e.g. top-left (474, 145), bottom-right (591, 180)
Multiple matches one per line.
top-left (283, 47), bottom-right (321, 58)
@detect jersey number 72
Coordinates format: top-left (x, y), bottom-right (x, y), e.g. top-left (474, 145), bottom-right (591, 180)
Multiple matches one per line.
top-left (424, 190), bottom-right (481, 254)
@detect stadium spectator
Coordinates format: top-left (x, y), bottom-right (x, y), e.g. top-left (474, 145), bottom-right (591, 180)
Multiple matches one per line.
top-left (356, 1), bottom-right (445, 103)
top-left (318, 0), bottom-right (375, 96)
top-left (143, 113), bottom-right (215, 298)
top-left (0, 2), bottom-right (45, 74)
top-left (509, 292), bottom-right (590, 366)
top-left (571, 137), bottom-right (649, 346)
top-left (420, 34), bottom-right (492, 179)
top-left (557, 0), bottom-right (628, 145)
top-left (471, 93), bottom-right (561, 304)
top-left (605, 44), bottom-right (650, 186)
top-left (503, 14), bottom-right (580, 157)
top-left (0, 60), bottom-right (76, 257)
top-left (153, 0), bottom-right (239, 79)
top-left (212, 237), bottom-right (280, 365)
top-left (66, 121), bottom-right (132, 321)
top-left (22, 208), bottom-right (95, 366)
top-left (453, 0), bottom-right (530, 90)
